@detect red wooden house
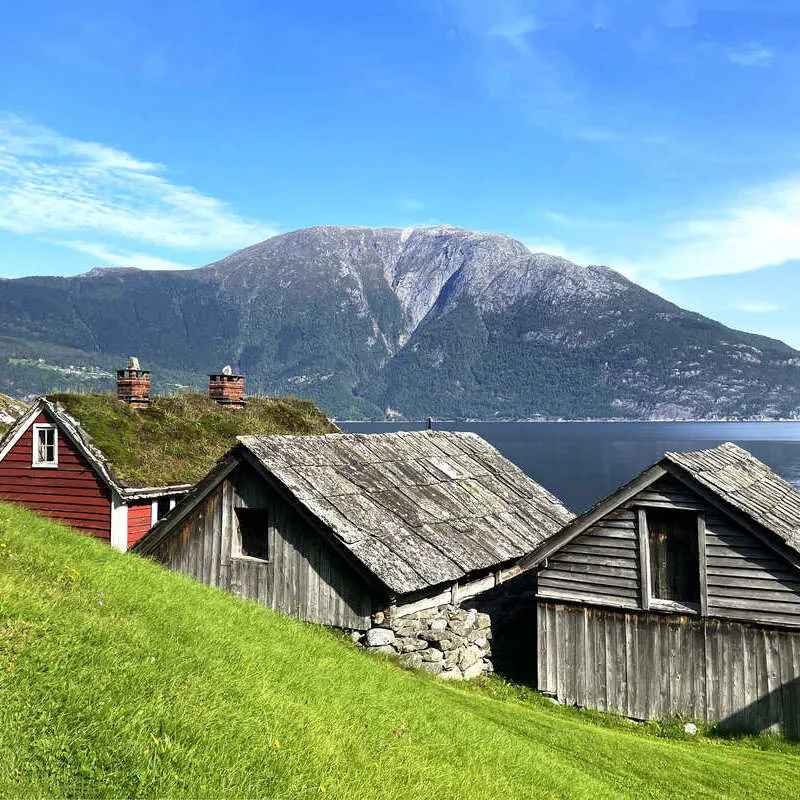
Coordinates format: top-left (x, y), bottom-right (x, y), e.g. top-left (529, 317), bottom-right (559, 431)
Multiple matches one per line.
top-left (0, 359), bottom-right (249, 551)
top-left (0, 400), bottom-right (189, 552)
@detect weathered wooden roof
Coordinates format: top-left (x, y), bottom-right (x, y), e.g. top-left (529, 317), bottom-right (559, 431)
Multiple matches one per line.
top-left (666, 441), bottom-right (800, 556)
top-left (238, 430), bottom-right (574, 596)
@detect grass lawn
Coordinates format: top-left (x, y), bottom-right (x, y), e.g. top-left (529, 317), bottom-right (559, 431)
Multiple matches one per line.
top-left (1, 502), bottom-right (799, 799)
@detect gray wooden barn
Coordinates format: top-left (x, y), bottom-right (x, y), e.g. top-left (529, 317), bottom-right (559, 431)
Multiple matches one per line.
top-left (134, 430), bottom-right (573, 678)
top-left (520, 441), bottom-right (800, 736)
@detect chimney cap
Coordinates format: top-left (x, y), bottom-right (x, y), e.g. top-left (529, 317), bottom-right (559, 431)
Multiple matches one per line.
top-left (126, 356), bottom-right (141, 370)
top-left (222, 364), bottom-right (233, 376)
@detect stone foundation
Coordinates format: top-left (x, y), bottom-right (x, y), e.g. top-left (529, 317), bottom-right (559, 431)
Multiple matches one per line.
top-left (353, 604), bottom-right (492, 680)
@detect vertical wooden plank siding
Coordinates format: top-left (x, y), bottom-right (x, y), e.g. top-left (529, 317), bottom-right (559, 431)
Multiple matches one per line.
top-left (537, 602), bottom-right (800, 737)
top-left (0, 413), bottom-right (112, 541)
top-left (149, 463), bottom-right (373, 630)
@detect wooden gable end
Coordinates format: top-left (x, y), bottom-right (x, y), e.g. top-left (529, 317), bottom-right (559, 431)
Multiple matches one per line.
top-left (538, 474), bottom-right (800, 629)
top-left (0, 412), bottom-right (112, 542)
top-left (146, 461), bottom-right (376, 630)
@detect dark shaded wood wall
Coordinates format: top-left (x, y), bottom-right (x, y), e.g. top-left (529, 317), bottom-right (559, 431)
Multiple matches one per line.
top-left (538, 601), bottom-right (800, 737)
top-left (148, 463), bottom-right (374, 629)
top-left (0, 413), bottom-right (111, 541)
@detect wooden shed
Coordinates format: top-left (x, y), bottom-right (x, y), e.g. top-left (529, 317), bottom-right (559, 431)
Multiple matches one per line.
top-left (520, 441), bottom-right (800, 736)
top-left (134, 430), bottom-right (573, 678)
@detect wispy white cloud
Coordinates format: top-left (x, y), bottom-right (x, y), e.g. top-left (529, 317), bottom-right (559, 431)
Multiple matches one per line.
top-left (728, 42), bottom-right (775, 67)
top-left (645, 178), bottom-right (800, 279)
top-left (738, 301), bottom-right (780, 313)
top-left (0, 113), bottom-right (276, 268)
top-left (56, 240), bottom-right (190, 271)
top-left (488, 14), bottom-right (540, 53)
top-left (396, 197), bottom-right (425, 213)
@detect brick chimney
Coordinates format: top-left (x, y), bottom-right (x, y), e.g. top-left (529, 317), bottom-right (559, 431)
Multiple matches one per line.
top-left (117, 356), bottom-right (151, 409)
top-left (209, 365), bottom-right (245, 408)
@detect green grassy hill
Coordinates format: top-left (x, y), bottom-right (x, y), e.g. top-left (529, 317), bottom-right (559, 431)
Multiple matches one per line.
top-left (1, 504), bottom-right (799, 799)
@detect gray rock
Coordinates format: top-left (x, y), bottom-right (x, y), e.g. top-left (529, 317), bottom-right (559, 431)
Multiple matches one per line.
top-left (471, 636), bottom-right (488, 649)
top-left (372, 611), bottom-right (386, 626)
top-left (420, 661), bottom-right (443, 675)
top-left (459, 645), bottom-right (482, 671)
top-left (475, 613), bottom-right (491, 630)
top-left (421, 648), bottom-right (443, 662)
top-left (462, 662), bottom-right (485, 680)
top-left (394, 619), bottom-right (421, 636)
top-left (447, 620), bottom-right (473, 637)
top-left (371, 645), bottom-right (396, 655)
top-left (365, 628), bottom-right (395, 647)
top-left (400, 652), bottom-right (424, 669)
top-left (418, 630), bottom-right (446, 643)
top-left (429, 618), bottom-right (448, 633)
top-left (441, 667), bottom-right (464, 681)
top-left (350, 631), bottom-right (363, 645)
top-left (396, 637), bottom-right (428, 653)
top-left (434, 636), bottom-right (459, 652)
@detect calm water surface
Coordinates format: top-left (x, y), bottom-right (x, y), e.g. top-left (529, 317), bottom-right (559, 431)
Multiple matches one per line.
top-left (340, 422), bottom-right (800, 514)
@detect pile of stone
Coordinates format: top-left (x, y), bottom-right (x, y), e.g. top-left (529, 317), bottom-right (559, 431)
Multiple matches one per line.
top-left (353, 604), bottom-right (492, 680)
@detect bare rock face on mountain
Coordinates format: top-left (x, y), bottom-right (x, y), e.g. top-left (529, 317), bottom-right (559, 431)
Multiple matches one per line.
top-left (0, 225), bottom-right (798, 420)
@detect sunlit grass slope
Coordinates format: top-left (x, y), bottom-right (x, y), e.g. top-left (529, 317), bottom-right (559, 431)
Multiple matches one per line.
top-left (1, 503), bottom-right (799, 799)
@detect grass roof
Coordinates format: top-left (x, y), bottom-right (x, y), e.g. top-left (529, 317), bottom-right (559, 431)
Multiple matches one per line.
top-left (48, 392), bottom-right (338, 488)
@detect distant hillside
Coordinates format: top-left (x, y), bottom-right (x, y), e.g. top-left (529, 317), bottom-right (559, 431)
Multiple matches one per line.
top-left (0, 394), bottom-right (25, 438)
top-left (0, 226), bottom-right (798, 420)
top-left (1, 502), bottom-right (798, 798)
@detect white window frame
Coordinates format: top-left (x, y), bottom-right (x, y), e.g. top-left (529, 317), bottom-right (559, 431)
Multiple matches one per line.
top-left (32, 423), bottom-right (58, 468)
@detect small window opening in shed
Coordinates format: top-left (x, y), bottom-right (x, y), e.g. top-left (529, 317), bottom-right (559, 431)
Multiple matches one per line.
top-left (156, 496), bottom-right (172, 520)
top-left (647, 508), bottom-right (699, 605)
top-left (234, 508), bottom-right (269, 561)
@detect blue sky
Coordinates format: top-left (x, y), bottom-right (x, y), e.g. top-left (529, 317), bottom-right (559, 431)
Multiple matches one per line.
top-left (1, 1), bottom-right (799, 344)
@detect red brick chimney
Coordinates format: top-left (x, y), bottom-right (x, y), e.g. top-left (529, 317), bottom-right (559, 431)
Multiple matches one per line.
top-left (117, 357), bottom-right (151, 409)
top-left (209, 365), bottom-right (245, 408)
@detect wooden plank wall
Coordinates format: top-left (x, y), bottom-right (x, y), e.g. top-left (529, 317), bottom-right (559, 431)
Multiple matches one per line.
top-left (705, 512), bottom-right (800, 627)
top-left (537, 475), bottom-right (800, 630)
top-left (538, 601), bottom-right (800, 737)
top-left (537, 507), bottom-right (641, 610)
top-left (0, 413), bottom-right (112, 542)
top-left (127, 502), bottom-right (153, 549)
top-left (149, 463), bottom-right (374, 629)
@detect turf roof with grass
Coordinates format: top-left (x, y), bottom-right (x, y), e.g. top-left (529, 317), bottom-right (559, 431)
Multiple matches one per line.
top-left (47, 392), bottom-right (338, 488)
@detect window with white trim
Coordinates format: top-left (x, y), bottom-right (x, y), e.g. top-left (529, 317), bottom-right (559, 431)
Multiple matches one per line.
top-left (32, 424), bottom-right (58, 467)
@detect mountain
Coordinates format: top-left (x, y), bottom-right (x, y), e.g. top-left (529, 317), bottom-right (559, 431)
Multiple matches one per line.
top-left (0, 225), bottom-right (798, 420)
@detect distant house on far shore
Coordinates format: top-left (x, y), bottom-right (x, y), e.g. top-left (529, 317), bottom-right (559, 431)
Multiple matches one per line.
top-left (0, 359), bottom-right (336, 551)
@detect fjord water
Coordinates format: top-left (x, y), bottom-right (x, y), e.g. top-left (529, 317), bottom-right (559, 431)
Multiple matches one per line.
top-left (340, 422), bottom-right (800, 514)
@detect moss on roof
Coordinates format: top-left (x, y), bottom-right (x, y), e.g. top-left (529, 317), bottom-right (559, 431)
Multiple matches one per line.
top-left (48, 392), bottom-right (338, 488)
